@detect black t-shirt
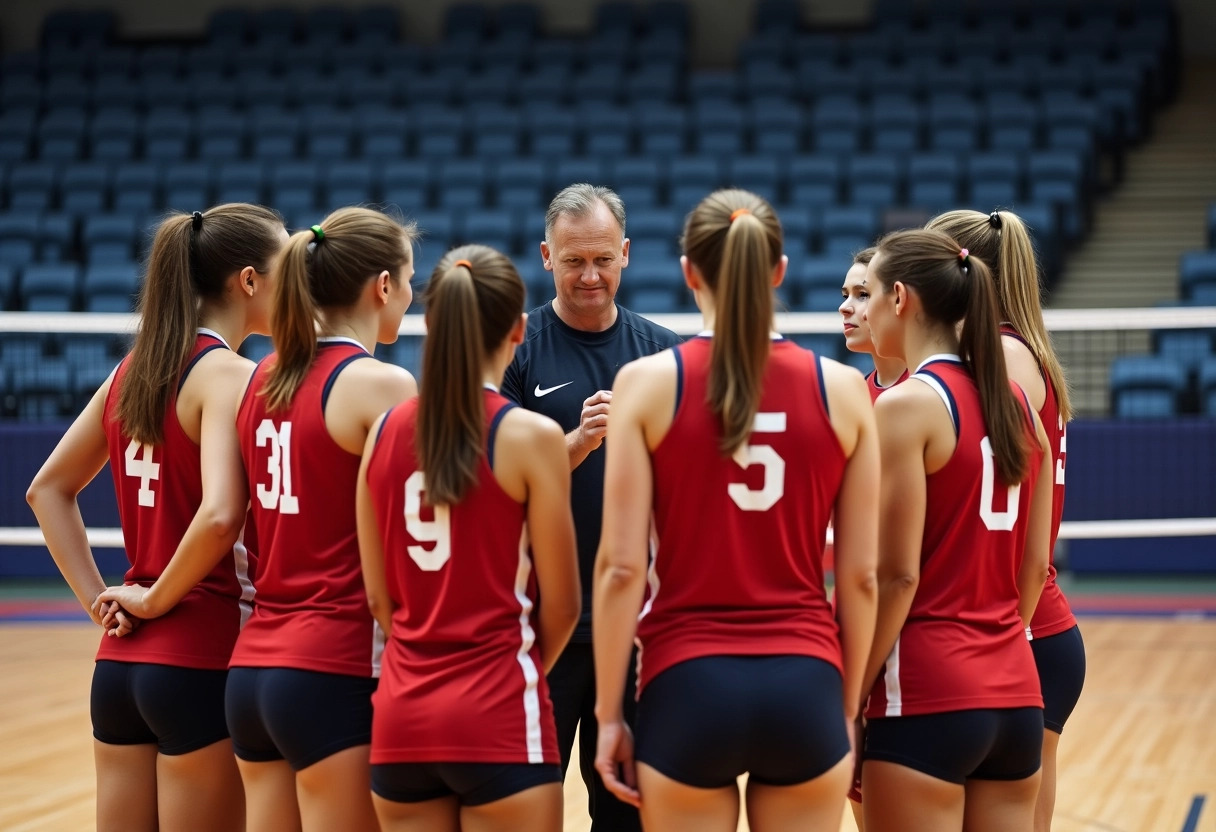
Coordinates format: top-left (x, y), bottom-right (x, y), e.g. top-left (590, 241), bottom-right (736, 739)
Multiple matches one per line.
top-left (502, 301), bottom-right (681, 642)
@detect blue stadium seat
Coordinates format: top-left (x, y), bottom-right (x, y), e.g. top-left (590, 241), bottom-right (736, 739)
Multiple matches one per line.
top-left (58, 162), bottom-right (111, 216)
top-left (357, 110), bottom-right (408, 159)
top-left (11, 358), bottom-right (74, 420)
top-left (7, 162), bottom-right (57, 212)
top-left (88, 108), bottom-right (139, 162)
top-left (0, 214), bottom-right (39, 267)
top-left (1180, 252), bottom-right (1216, 301)
top-left (1109, 356), bottom-right (1187, 418)
top-left (216, 161), bottom-right (266, 206)
top-left (788, 155), bottom-right (842, 209)
top-left (750, 104), bottom-right (803, 156)
top-left (1154, 330), bottom-right (1214, 382)
top-left (821, 206), bottom-right (878, 257)
top-left (727, 156), bottom-right (783, 206)
top-left (0, 265), bottom-right (14, 310)
top-left (20, 263), bottom-right (80, 311)
top-left (907, 154), bottom-right (961, 213)
top-left (142, 109), bottom-right (193, 162)
top-left (552, 159), bottom-right (607, 193)
top-left (628, 209), bottom-right (680, 245)
top-left (163, 162), bottom-right (214, 211)
top-left (353, 6), bottom-right (400, 44)
top-left (847, 155), bottom-right (903, 209)
top-left (460, 210), bottom-right (516, 254)
top-left (112, 162), bottom-right (160, 215)
top-left (38, 214), bottom-right (76, 262)
top-left (82, 262), bottom-right (139, 312)
top-left (0, 110), bottom-right (35, 163)
top-left (323, 161), bottom-right (375, 208)
top-left (82, 214), bottom-right (139, 264)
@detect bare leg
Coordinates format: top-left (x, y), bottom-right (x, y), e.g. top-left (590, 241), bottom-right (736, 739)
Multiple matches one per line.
top-left (1034, 729), bottom-right (1061, 832)
top-left (964, 772), bottom-right (1042, 832)
top-left (373, 793), bottom-right (459, 832)
top-left (636, 762), bottom-right (739, 832)
top-left (850, 797), bottom-right (866, 831)
top-left (862, 760), bottom-right (964, 832)
top-left (157, 739), bottom-right (245, 831)
top-left (237, 758), bottom-right (301, 832)
top-left (461, 782), bottom-right (564, 832)
top-left (94, 740), bottom-right (158, 832)
top-left (745, 753), bottom-right (851, 832)
top-left (295, 744), bottom-right (378, 832)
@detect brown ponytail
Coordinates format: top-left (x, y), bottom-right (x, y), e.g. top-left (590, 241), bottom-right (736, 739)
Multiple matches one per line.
top-left (263, 206), bottom-right (417, 412)
top-left (927, 209), bottom-right (1072, 421)
top-left (418, 245), bottom-right (526, 505)
top-left (681, 189), bottom-right (783, 456)
top-left (115, 204), bottom-right (283, 445)
top-left (873, 229), bottom-right (1033, 484)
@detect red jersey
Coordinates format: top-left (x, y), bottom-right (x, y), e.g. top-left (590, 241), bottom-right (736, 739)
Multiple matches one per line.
top-left (365, 390), bottom-right (558, 765)
top-left (637, 336), bottom-right (846, 694)
top-left (100, 330), bottom-right (254, 670)
top-left (1002, 326), bottom-right (1075, 639)
top-left (865, 368), bottom-right (909, 403)
top-left (866, 356), bottom-right (1044, 718)
top-left (231, 337), bottom-right (382, 677)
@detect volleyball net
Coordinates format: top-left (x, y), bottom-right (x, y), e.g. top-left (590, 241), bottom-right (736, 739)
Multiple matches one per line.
top-left (0, 307), bottom-right (1213, 574)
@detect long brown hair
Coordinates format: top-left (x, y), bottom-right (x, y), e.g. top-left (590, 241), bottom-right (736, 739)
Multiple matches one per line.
top-left (418, 245), bottom-right (526, 505)
top-left (926, 209), bottom-right (1072, 421)
top-left (681, 189), bottom-right (784, 456)
top-left (873, 229), bottom-right (1033, 484)
top-left (115, 203), bottom-right (283, 445)
top-left (263, 207), bottom-right (417, 412)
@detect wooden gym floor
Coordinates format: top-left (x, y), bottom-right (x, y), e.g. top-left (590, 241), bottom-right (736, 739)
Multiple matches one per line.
top-left (0, 618), bottom-right (1212, 832)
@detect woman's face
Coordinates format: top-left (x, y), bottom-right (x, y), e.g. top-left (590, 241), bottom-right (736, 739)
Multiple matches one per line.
top-left (839, 262), bottom-right (876, 355)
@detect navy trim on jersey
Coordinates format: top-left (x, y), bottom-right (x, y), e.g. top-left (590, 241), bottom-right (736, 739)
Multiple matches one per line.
top-left (915, 368), bottom-right (960, 438)
top-left (375, 406), bottom-right (396, 446)
top-left (487, 401), bottom-right (517, 471)
top-left (321, 353), bottom-right (367, 413)
top-left (177, 343), bottom-right (227, 394)
top-left (815, 353), bottom-right (829, 419)
top-left (673, 345), bottom-right (684, 415)
top-left (1016, 385), bottom-right (1036, 433)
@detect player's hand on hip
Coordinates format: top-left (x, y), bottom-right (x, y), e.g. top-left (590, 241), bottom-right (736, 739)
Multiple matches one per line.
top-left (595, 719), bottom-right (641, 808)
top-left (577, 390), bottom-right (612, 450)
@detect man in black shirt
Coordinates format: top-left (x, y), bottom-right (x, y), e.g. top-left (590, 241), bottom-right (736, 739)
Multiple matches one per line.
top-left (503, 183), bottom-right (680, 831)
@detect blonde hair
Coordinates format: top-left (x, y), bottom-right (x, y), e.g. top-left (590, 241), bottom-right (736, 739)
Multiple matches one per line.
top-left (927, 209), bottom-right (1072, 421)
top-left (263, 207), bottom-right (417, 412)
top-left (682, 189), bottom-right (784, 456)
top-left (418, 245), bottom-right (526, 505)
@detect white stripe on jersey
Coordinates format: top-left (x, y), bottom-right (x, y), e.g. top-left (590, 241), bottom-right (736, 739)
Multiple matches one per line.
top-left (883, 635), bottom-right (903, 717)
top-left (634, 518), bottom-right (662, 684)
top-left (513, 525), bottom-right (544, 763)
top-left (913, 372), bottom-right (957, 427)
top-left (233, 519), bottom-right (255, 629)
top-left (370, 621), bottom-right (385, 679)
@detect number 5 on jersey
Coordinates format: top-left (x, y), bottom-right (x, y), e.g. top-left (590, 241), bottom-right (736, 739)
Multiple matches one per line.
top-left (255, 420), bottom-right (299, 514)
top-left (728, 412), bottom-right (786, 512)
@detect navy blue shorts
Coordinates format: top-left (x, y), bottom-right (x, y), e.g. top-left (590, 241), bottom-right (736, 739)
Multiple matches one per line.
top-left (91, 660), bottom-right (230, 756)
top-left (635, 655), bottom-right (851, 789)
top-left (371, 762), bottom-right (562, 806)
top-left (864, 708), bottom-right (1043, 785)
top-left (1031, 625), bottom-right (1086, 733)
top-left (225, 666), bottom-right (377, 771)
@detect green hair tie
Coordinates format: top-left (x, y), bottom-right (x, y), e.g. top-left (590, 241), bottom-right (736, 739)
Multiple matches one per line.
top-left (310, 225), bottom-right (325, 241)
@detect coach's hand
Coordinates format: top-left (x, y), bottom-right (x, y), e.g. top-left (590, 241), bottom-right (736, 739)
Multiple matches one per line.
top-left (595, 719), bottom-right (640, 808)
top-left (567, 390), bottom-right (612, 469)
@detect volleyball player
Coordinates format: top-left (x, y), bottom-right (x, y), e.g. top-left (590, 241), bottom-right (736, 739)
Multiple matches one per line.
top-left (927, 209), bottom-right (1084, 832)
top-left (593, 189), bottom-right (879, 831)
top-left (859, 229), bottom-right (1054, 832)
top-left (27, 204), bottom-right (286, 832)
top-left (225, 207), bottom-right (418, 832)
top-left (840, 247), bottom-right (908, 402)
top-left (357, 245), bottom-right (581, 832)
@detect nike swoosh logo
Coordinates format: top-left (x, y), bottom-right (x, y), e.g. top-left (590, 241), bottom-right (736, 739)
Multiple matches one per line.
top-left (534, 381), bottom-right (574, 397)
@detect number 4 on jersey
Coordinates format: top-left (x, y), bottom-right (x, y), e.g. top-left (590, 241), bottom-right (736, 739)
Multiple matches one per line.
top-left (124, 439), bottom-right (160, 507)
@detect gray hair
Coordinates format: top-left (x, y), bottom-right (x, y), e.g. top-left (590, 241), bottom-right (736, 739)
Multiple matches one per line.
top-left (544, 183), bottom-right (627, 242)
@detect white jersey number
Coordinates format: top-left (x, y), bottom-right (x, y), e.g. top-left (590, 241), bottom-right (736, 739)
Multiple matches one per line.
top-left (404, 470), bottom-right (451, 571)
top-left (123, 439), bottom-right (160, 508)
top-left (1055, 417), bottom-right (1067, 486)
top-left (979, 436), bottom-right (1022, 531)
top-left (727, 412), bottom-right (787, 512)
top-left (255, 420), bottom-right (299, 514)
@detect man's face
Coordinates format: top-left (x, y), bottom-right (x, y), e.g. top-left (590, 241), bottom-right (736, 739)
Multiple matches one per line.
top-left (541, 202), bottom-right (629, 328)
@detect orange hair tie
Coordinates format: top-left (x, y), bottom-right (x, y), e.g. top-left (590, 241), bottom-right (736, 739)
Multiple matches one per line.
top-left (453, 259), bottom-right (473, 271)
top-left (729, 208), bottom-right (751, 223)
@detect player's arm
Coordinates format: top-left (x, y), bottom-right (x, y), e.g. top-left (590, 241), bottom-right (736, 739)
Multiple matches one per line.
top-left (1018, 411), bottom-right (1053, 630)
top-left (859, 387), bottom-right (931, 711)
top-left (96, 355), bottom-right (253, 624)
top-left (26, 375), bottom-right (117, 628)
top-left (1003, 335), bottom-right (1046, 412)
top-left (357, 413), bottom-right (393, 636)
top-left (822, 360), bottom-right (879, 720)
top-left (501, 410), bottom-right (580, 672)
